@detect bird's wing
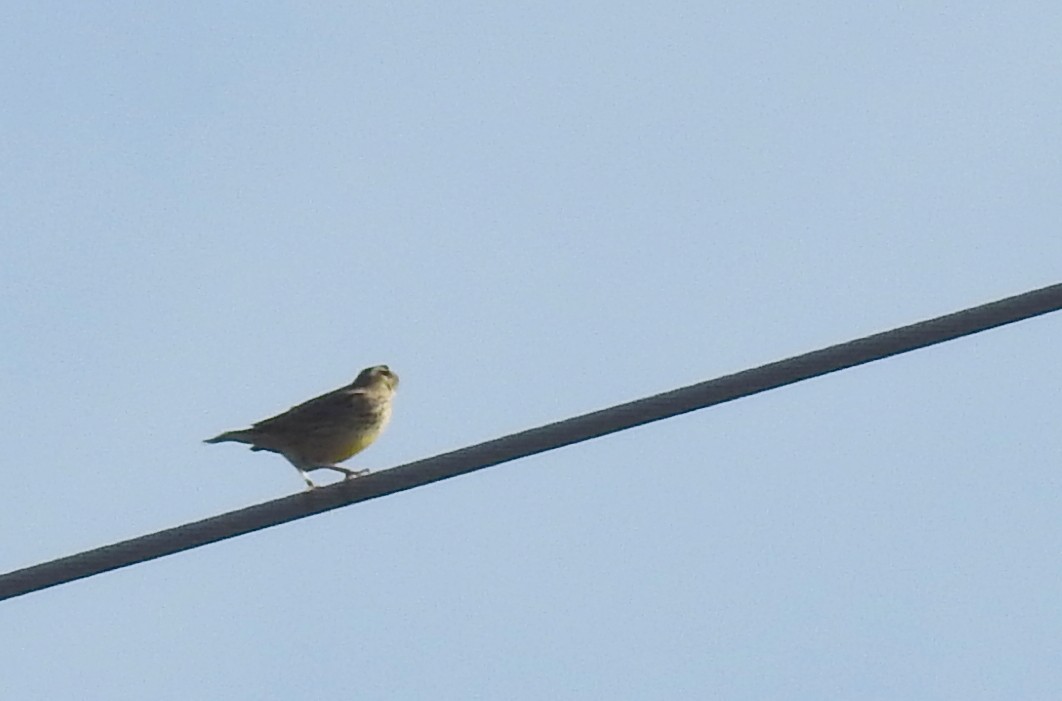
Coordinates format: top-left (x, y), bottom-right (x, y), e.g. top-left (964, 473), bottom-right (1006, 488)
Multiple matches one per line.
top-left (253, 387), bottom-right (366, 432)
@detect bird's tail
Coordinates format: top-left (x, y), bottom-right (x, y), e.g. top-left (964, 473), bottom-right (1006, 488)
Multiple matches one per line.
top-left (203, 429), bottom-right (257, 445)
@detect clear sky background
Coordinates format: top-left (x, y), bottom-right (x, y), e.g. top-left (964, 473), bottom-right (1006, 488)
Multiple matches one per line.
top-left (2, 3), bottom-right (1061, 699)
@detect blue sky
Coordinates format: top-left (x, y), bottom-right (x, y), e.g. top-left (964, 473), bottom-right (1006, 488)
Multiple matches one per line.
top-left (2, 2), bottom-right (1061, 698)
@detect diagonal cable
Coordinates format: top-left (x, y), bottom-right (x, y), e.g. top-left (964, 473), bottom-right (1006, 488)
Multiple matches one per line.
top-left (2, 282), bottom-right (1060, 602)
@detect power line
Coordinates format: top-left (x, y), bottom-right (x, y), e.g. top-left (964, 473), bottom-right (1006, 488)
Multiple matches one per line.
top-left (2, 282), bottom-right (1060, 602)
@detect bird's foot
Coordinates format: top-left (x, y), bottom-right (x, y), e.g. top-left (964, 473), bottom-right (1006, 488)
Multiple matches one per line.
top-left (342, 468), bottom-right (371, 479)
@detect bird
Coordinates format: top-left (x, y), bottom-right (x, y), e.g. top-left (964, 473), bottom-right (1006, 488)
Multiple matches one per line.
top-left (205, 365), bottom-right (399, 489)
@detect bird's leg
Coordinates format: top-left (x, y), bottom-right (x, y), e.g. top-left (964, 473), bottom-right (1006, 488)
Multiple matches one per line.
top-left (297, 469), bottom-right (319, 490)
top-left (285, 457), bottom-right (320, 490)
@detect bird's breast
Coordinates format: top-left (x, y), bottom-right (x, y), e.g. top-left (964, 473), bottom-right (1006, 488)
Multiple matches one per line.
top-left (327, 402), bottom-right (392, 462)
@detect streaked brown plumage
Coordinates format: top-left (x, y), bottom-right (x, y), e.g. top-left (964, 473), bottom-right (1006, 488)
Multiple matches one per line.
top-left (205, 365), bottom-right (399, 489)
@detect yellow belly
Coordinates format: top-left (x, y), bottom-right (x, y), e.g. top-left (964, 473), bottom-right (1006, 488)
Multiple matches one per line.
top-left (332, 429), bottom-right (380, 462)
top-left (304, 423), bottom-right (384, 464)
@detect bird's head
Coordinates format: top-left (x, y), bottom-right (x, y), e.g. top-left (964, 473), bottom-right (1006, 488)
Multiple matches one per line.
top-left (353, 364), bottom-right (399, 392)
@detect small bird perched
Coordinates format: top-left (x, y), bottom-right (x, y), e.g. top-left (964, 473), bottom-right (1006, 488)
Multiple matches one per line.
top-left (205, 365), bottom-right (399, 489)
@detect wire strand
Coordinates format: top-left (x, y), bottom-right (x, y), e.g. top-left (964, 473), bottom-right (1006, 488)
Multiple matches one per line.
top-left (3, 282), bottom-right (1061, 602)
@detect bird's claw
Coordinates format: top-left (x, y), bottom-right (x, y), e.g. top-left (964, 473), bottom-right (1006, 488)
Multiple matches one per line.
top-left (343, 468), bottom-right (371, 479)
